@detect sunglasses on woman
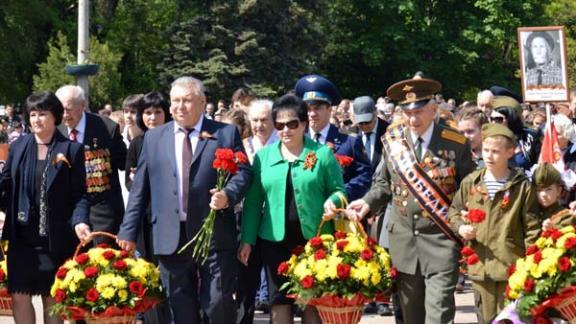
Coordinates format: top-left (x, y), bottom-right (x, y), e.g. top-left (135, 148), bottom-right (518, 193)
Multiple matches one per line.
top-left (490, 116), bottom-right (505, 124)
top-left (274, 119), bottom-right (300, 131)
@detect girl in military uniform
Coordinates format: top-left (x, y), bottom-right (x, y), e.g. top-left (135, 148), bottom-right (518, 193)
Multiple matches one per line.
top-left (535, 163), bottom-right (575, 230)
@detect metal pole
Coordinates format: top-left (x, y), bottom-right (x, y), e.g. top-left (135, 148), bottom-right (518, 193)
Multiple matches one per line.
top-left (77, 0), bottom-right (90, 108)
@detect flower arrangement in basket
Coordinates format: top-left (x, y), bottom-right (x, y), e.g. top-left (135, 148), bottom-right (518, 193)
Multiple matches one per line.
top-left (506, 225), bottom-right (576, 322)
top-left (279, 217), bottom-right (392, 324)
top-left (50, 232), bottom-right (162, 323)
top-left (0, 247), bottom-right (11, 316)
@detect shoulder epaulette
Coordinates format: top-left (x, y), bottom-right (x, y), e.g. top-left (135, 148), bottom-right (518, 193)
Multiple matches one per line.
top-left (441, 128), bottom-right (466, 145)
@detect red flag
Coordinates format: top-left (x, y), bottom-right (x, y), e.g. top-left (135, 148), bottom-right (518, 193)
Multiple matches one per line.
top-left (539, 119), bottom-right (565, 169)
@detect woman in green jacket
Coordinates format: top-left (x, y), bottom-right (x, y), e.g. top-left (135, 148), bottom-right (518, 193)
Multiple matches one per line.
top-left (238, 94), bottom-right (346, 323)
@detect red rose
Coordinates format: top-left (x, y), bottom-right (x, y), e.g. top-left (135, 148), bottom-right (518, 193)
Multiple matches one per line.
top-left (533, 251), bottom-right (543, 264)
top-left (291, 245), bottom-right (304, 256)
top-left (360, 248), bottom-right (373, 261)
top-left (524, 278), bottom-right (535, 293)
top-left (551, 229), bottom-right (563, 241)
top-left (120, 250), bottom-right (129, 258)
top-left (129, 281), bottom-right (145, 297)
top-left (300, 275), bottom-right (315, 289)
top-left (56, 267), bottom-right (68, 279)
top-left (466, 253), bottom-right (479, 265)
top-left (525, 245), bottom-right (538, 256)
top-left (309, 237), bottom-right (323, 249)
top-left (113, 259), bottom-right (127, 271)
top-left (366, 237), bottom-right (377, 247)
top-left (0, 269), bottom-right (5, 282)
top-left (234, 151), bottom-right (249, 164)
top-left (75, 253), bottom-right (89, 265)
top-left (507, 264), bottom-right (516, 278)
top-left (461, 246), bottom-right (475, 257)
top-left (96, 243), bottom-right (109, 249)
top-left (558, 257), bottom-right (571, 272)
top-left (334, 231), bottom-right (347, 240)
top-left (86, 288), bottom-right (99, 302)
top-left (84, 266), bottom-right (99, 278)
top-left (337, 263), bottom-right (351, 279)
top-left (102, 250), bottom-right (116, 260)
top-left (390, 267), bottom-right (398, 280)
top-left (54, 289), bottom-right (66, 302)
top-left (277, 262), bottom-right (289, 275)
top-left (336, 240), bottom-right (348, 251)
top-left (566, 237), bottom-right (576, 249)
top-left (314, 249), bottom-right (327, 260)
top-left (467, 209), bottom-right (486, 223)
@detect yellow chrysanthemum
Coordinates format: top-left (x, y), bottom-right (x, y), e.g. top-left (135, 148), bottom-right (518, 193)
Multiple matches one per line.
top-left (118, 289), bottom-right (128, 301)
top-left (508, 270), bottom-right (527, 292)
top-left (344, 237), bottom-right (363, 253)
top-left (561, 226), bottom-right (575, 234)
top-left (371, 271), bottom-right (382, 285)
top-left (69, 282), bottom-right (78, 293)
top-left (111, 275), bottom-right (127, 289)
top-left (101, 287), bottom-right (116, 299)
top-left (63, 259), bottom-right (78, 269)
top-left (320, 234), bottom-right (334, 242)
top-left (326, 255), bottom-right (342, 279)
top-left (314, 259), bottom-right (329, 282)
top-left (556, 233), bottom-right (576, 249)
top-left (293, 261), bottom-right (312, 280)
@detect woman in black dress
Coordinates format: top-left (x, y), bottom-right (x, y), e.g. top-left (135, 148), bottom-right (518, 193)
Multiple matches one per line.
top-left (0, 92), bottom-right (91, 324)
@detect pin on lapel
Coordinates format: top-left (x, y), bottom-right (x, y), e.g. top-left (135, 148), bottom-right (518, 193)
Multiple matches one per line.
top-left (52, 153), bottom-right (71, 168)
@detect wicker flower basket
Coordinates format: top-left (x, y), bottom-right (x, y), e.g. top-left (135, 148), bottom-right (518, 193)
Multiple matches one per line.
top-left (85, 314), bottom-right (135, 324)
top-left (0, 289), bottom-right (12, 316)
top-left (316, 304), bottom-right (363, 324)
top-left (553, 290), bottom-right (576, 323)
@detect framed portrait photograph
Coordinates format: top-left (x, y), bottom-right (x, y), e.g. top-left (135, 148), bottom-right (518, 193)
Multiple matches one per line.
top-left (517, 26), bottom-right (569, 102)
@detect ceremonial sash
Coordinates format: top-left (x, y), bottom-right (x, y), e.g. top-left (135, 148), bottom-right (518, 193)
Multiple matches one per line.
top-left (383, 125), bottom-right (464, 247)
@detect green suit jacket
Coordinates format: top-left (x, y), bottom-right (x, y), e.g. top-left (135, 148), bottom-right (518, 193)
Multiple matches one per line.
top-left (241, 137), bottom-right (346, 245)
top-left (363, 123), bottom-right (475, 275)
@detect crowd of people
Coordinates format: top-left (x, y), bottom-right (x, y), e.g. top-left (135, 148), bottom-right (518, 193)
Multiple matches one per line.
top-left (0, 72), bottom-right (576, 324)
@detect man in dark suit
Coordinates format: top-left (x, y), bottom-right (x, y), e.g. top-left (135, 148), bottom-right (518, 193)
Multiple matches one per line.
top-left (294, 75), bottom-right (372, 201)
top-left (117, 76), bottom-right (252, 324)
top-left (56, 85), bottom-right (127, 243)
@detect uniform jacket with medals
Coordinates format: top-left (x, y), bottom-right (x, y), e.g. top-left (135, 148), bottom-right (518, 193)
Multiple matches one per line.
top-left (363, 122), bottom-right (475, 275)
top-left (448, 168), bottom-right (541, 281)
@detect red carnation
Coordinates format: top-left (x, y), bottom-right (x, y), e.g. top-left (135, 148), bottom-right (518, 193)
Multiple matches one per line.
top-left (507, 264), bottom-right (516, 278)
top-left (215, 148), bottom-right (234, 160)
top-left (54, 289), bottom-right (66, 302)
top-left (467, 209), bottom-right (486, 223)
top-left (228, 163), bottom-right (239, 175)
top-left (300, 275), bottom-right (315, 289)
top-left (75, 253), bottom-right (89, 265)
top-left (56, 267), bottom-right (68, 279)
top-left (533, 251), bottom-right (543, 264)
top-left (337, 263), bottom-right (351, 279)
top-left (566, 237), bottom-right (576, 249)
top-left (234, 151), bottom-right (249, 164)
top-left (212, 159), bottom-right (222, 169)
top-left (113, 259), bottom-right (127, 271)
top-left (277, 262), bottom-right (289, 275)
top-left (334, 231), bottom-right (347, 239)
top-left (558, 257), bottom-right (572, 272)
top-left (291, 245), bottom-right (304, 256)
top-left (366, 236), bottom-right (377, 247)
top-left (360, 248), bottom-right (373, 261)
top-left (84, 266), bottom-right (99, 278)
top-left (390, 267), bottom-right (398, 280)
top-left (461, 246), bottom-right (475, 257)
top-left (86, 288), bottom-right (99, 302)
top-left (466, 253), bottom-right (479, 265)
top-left (336, 240), bottom-right (349, 251)
top-left (120, 250), bottom-right (129, 258)
top-left (309, 237), bottom-right (323, 249)
top-left (314, 249), bottom-right (327, 260)
top-left (551, 229), bottom-right (563, 241)
top-left (129, 281), bottom-right (145, 297)
top-left (524, 278), bottom-right (535, 292)
top-left (525, 245), bottom-right (538, 256)
top-left (102, 250), bottom-right (116, 260)
top-left (335, 154), bottom-right (354, 167)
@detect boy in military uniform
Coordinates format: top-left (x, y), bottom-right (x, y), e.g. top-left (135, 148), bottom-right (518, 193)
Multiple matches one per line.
top-left (448, 123), bottom-right (541, 323)
top-left (347, 77), bottom-right (475, 323)
top-left (536, 163), bottom-right (575, 230)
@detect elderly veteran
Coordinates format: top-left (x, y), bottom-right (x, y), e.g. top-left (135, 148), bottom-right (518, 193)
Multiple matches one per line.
top-left (346, 77), bottom-right (475, 323)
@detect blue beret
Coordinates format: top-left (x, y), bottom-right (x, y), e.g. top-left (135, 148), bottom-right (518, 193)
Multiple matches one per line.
top-left (489, 86), bottom-right (523, 103)
top-left (294, 74), bottom-right (342, 105)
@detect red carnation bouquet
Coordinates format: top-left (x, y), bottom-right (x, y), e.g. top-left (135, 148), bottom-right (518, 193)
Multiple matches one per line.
top-left (460, 208), bottom-right (486, 266)
top-left (179, 148), bottom-right (248, 263)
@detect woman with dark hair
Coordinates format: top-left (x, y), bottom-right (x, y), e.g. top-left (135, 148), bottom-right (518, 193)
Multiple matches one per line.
top-left (0, 91), bottom-right (90, 324)
top-left (238, 94), bottom-right (346, 323)
top-left (490, 104), bottom-right (541, 170)
top-left (124, 91), bottom-right (171, 323)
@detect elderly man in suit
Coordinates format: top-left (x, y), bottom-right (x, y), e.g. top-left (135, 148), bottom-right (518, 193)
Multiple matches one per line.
top-left (56, 85), bottom-right (127, 243)
top-left (347, 77), bottom-right (475, 323)
top-left (117, 76), bottom-right (252, 324)
top-left (294, 75), bottom-right (372, 201)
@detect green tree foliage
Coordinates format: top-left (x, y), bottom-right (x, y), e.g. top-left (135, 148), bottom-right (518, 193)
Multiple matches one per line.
top-left (158, 0), bottom-right (323, 101)
top-left (544, 0), bottom-right (576, 89)
top-left (317, 0), bottom-right (551, 100)
top-left (33, 32), bottom-right (122, 110)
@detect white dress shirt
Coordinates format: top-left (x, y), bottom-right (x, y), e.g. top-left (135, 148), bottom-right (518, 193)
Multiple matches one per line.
top-left (67, 112), bottom-right (87, 144)
top-left (309, 123), bottom-right (331, 145)
top-left (174, 118), bottom-right (203, 221)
